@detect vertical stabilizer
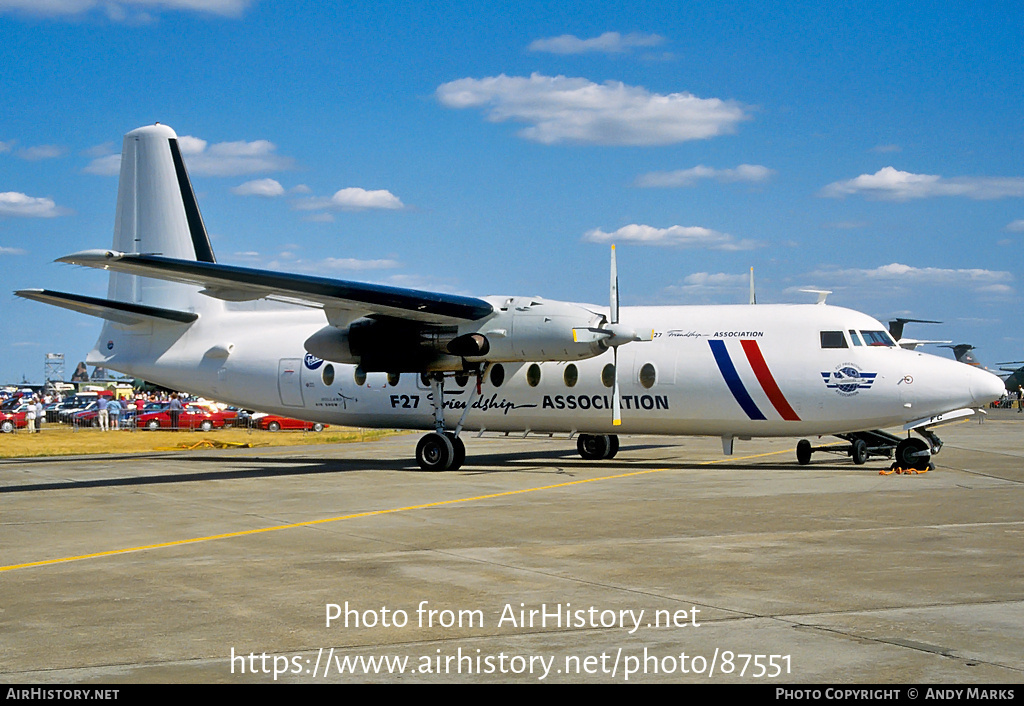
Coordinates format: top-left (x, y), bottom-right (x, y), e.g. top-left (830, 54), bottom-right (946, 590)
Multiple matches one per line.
top-left (108, 123), bottom-right (217, 310)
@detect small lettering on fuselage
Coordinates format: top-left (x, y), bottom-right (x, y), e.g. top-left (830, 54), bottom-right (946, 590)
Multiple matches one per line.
top-left (389, 394), bottom-right (537, 415)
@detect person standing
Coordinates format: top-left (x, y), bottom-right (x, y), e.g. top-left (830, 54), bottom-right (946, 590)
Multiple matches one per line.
top-left (107, 397), bottom-right (122, 430)
top-left (25, 397), bottom-right (37, 433)
top-left (34, 397), bottom-right (43, 432)
top-left (168, 393), bottom-right (183, 430)
top-left (97, 395), bottom-right (109, 431)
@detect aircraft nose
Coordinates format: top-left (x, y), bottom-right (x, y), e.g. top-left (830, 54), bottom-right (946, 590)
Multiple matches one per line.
top-left (969, 367), bottom-right (1005, 407)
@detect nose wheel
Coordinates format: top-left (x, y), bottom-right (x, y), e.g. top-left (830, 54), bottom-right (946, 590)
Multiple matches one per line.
top-left (894, 437), bottom-right (931, 471)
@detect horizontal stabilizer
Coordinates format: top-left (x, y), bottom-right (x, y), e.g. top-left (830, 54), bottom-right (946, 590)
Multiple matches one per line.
top-left (14, 289), bottom-right (198, 326)
top-left (57, 251), bottom-right (494, 324)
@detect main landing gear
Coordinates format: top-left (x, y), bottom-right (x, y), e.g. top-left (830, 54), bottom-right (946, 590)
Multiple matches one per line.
top-left (795, 428), bottom-right (941, 471)
top-left (576, 433), bottom-right (620, 460)
top-left (414, 369), bottom-right (482, 472)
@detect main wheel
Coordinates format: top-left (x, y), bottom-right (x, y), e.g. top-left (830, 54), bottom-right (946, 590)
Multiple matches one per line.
top-left (895, 437), bottom-right (930, 470)
top-left (268, 421), bottom-right (281, 431)
top-left (200, 420), bottom-right (213, 432)
top-left (312, 423), bottom-right (325, 432)
top-left (605, 434), bottom-right (620, 459)
top-left (444, 432), bottom-right (466, 471)
top-left (796, 439), bottom-right (812, 465)
top-left (417, 432), bottom-right (454, 471)
top-left (0, 420), bottom-right (13, 434)
top-left (851, 439), bottom-right (868, 465)
top-left (577, 433), bottom-right (611, 460)
top-left (147, 419), bottom-right (160, 431)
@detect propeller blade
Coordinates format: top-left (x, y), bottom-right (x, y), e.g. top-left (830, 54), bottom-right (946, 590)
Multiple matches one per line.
top-left (612, 346), bottom-right (621, 426)
top-left (610, 244), bottom-right (619, 325)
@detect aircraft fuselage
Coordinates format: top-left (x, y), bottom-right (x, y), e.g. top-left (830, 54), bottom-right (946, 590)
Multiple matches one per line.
top-left (86, 301), bottom-right (997, 439)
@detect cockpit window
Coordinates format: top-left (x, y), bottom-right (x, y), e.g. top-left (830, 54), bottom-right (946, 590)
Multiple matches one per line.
top-left (820, 331), bottom-right (848, 348)
top-left (848, 330), bottom-right (863, 346)
top-left (861, 330), bottom-right (896, 347)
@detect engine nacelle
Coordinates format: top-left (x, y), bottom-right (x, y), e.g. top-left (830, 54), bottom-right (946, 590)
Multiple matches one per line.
top-left (303, 297), bottom-right (609, 372)
top-left (464, 296), bottom-right (607, 363)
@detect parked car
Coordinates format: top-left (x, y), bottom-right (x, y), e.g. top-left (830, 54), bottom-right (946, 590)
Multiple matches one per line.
top-left (136, 404), bottom-right (235, 431)
top-left (253, 414), bottom-right (326, 432)
top-left (0, 404), bottom-right (31, 433)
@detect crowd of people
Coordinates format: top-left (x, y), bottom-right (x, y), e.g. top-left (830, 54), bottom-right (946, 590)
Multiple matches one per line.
top-left (3, 388), bottom-right (199, 433)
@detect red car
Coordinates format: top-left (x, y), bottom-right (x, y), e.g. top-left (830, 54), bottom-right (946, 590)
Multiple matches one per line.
top-left (0, 404), bottom-right (32, 433)
top-left (254, 414), bottom-right (326, 432)
top-left (137, 404), bottom-right (236, 431)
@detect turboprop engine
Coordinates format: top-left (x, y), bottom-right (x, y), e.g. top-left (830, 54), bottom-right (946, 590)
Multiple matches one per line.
top-left (303, 296), bottom-right (625, 372)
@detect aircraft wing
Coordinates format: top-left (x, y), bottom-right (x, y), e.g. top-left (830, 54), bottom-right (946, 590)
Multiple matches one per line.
top-left (56, 250), bottom-right (494, 325)
top-left (14, 288), bottom-right (198, 326)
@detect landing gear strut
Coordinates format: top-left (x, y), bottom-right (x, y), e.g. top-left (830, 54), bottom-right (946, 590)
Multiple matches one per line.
top-left (414, 367), bottom-right (484, 471)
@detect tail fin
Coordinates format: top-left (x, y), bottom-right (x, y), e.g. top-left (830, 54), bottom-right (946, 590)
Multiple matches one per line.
top-left (108, 123), bottom-right (217, 310)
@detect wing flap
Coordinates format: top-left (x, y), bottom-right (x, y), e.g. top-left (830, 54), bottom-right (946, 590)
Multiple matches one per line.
top-left (57, 251), bottom-right (494, 324)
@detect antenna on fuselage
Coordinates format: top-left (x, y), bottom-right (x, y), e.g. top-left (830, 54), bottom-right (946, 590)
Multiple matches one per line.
top-left (800, 288), bottom-right (832, 305)
top-left (749, 267), bottom-right (756, 305)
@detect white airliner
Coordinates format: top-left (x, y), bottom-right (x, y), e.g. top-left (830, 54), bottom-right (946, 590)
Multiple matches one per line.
top-left (16, 124), bottom-right (1005, 471)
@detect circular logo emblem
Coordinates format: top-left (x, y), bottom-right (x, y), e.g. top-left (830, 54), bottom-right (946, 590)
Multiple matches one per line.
top-left (303, 353), bottom-right (324, 370)
top-left (834, 366), bottom-right (862, 395)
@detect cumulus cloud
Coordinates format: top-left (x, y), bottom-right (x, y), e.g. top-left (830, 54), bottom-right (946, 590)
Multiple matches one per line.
top-left (636, 164), bottom-right (774, 187)
top-left (0, 140), bottom-right (11, 153)
top-left (231, 178), bottom-right (285, 197)
top-left (821, 167), bottom-right (1024, 201)
top-left (16, 145), bottom-right (65, 160)
top-left (811, 263), bottom-right (1013, 293)
top-left (0, 245), bottom-right (27, 255)
top-left (0, 191), bottom-right (68, 217)
top-left (660, 272), bottom-right (751, 301)
top-left (178, 137), bottom-right (295, 176)
top-left (583, 224), bottom-right (758, 250)
top-left (437, 73), bottom-right (748, 145)
top-left (295, 187), bottom-right (405, 212)
top-left (82, 153), bottom-right (122, 175)
top-left (85, 134), bottom-right (294, 177)
top-left (527, 31), bottom-right (665, 55)
top-left (268, 256), bottom-right (401, 275)
top-left (0, 0), bottom-right (253, 18)
top-left (1005, 219), bottom-right (1024, 232)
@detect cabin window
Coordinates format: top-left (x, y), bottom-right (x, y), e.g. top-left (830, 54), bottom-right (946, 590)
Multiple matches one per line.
top-left (601, 363), bottom-right (615, 388)
top-left (848, 330), bottom-right (863, 346)
top-left (861, 330), bottom-right (896, 347)
top-left (454, 373), bottom-right (469, 387)
top-left (563, 364), bottom-right (578, 388)
top-left (354, 367), bottom-right (367, 386)
top-left (489, 363), bottom-right (505, 387)
top-left (321, 364), bottom-right (335, 386)
top-left (820, 331), bottom-right (848, 348)
top-left (526, 363), bottom-right (541, 387)
top-left (639, 363), bottom-right (657, 389)
top-left (387, 372), bottom-right (400, 386)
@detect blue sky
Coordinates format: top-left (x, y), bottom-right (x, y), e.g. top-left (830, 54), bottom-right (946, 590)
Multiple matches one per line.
top-left (2, 1), bottom-right (1022, 383)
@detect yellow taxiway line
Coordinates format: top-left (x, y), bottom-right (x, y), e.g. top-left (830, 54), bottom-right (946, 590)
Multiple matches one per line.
top-left (2, 447), bottom-right (794, 573)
